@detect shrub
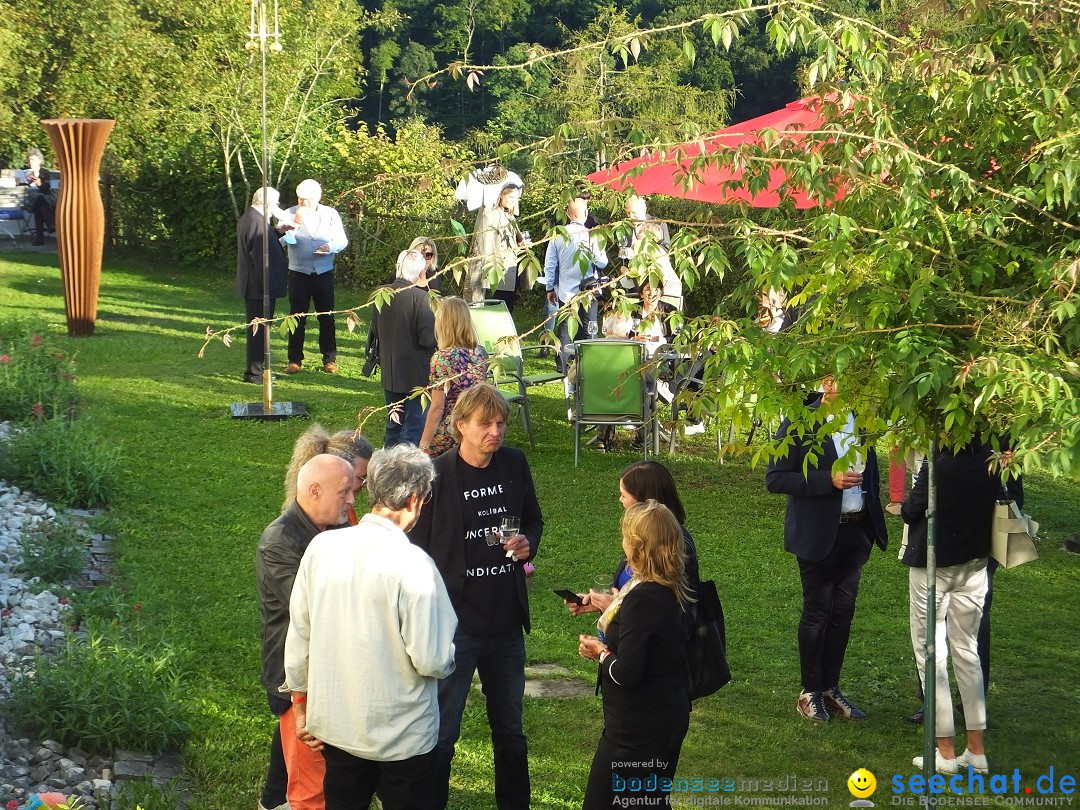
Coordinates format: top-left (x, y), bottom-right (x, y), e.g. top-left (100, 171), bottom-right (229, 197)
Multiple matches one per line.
top-left (8, 618), bottom-right (188, 754)
top-left (0, 416), bottom-right (120, 508)
top-left (66, 585), bottom-right (130, 630)
top-left (17, 519), bottom-right (86, 584)
top-left (106, 775), bottom-right (185, 810)
top-left (0, 319), bottom-right (79, 424)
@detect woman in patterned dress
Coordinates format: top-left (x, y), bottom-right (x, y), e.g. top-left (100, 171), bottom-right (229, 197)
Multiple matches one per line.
top-left (418, 297), bottom-right (490, 457)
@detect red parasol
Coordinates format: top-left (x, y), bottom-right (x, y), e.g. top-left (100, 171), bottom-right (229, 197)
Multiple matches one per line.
top-left (587, 96), bottom-right (846, 209)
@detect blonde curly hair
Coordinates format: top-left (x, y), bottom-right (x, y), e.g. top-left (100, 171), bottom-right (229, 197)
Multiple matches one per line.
top-left (282, 424), bottom-right (374, 510)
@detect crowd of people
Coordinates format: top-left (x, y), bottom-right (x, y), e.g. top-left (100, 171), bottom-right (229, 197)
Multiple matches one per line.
top-left (242, 179), bottom-right (1019, 809)
top-left (234, 177), bottom-right (695, 453)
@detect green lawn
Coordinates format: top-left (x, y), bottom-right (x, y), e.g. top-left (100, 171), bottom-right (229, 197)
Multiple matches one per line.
top-left (0, 252), bottom-right (1077, 809)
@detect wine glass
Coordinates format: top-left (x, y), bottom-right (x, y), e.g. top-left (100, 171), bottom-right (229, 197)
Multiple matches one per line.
top-left (586, 320), bottom-right (598, 339)
top-left (500, 515), bottom-right (520, 557)
top-left (849, 454), bottom-right (867, 495)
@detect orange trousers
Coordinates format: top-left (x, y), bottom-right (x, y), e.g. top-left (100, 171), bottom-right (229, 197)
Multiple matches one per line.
top-left (279, 705), bottom-right (326, 810)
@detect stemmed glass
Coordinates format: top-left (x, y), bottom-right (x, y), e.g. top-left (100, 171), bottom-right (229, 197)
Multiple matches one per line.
top-left (586, 320), bottom-right (598, 339)
top-left (500, 515), bottom-right (520, 558)
top-left (849, 453), bottom-right (867, 495)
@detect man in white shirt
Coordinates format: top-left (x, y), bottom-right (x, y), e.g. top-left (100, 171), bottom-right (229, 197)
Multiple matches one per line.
top-left (284, 445), bottom-right (457, 810)
top-left (544, 197), bottom-right (608, 374)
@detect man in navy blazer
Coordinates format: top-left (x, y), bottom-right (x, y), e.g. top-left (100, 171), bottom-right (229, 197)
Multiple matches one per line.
top-left (766, 375), bottom-right (888, 723)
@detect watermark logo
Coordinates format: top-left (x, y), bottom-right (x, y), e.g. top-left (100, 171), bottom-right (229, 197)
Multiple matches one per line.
top-left (849, 769), bottom-right (877, 807)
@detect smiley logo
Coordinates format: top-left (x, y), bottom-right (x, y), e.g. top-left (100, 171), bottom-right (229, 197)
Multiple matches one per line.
top-left (848, 768), bottom-right (877, 799)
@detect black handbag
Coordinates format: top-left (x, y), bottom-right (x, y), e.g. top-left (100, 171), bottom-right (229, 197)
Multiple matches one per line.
top-left (684, 579), bottom-right (731, 700)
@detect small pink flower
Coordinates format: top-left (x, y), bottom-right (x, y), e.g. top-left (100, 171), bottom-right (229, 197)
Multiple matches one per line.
top-left (30, 334), bottom-right (43, 347)
top-left (59, 597), bottom-right (70, 605)
top-left (1, 608), bottom-right (11, 618)
top-left (134, 603), bottom-right (143, 611)
top-left (0, 354), bottom-right (10, 364)
top-left (8, 799), bottom-right (22, 810)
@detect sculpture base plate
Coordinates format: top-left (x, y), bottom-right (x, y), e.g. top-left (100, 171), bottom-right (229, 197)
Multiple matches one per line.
top-left (230, 401), bottom-right (308, 421)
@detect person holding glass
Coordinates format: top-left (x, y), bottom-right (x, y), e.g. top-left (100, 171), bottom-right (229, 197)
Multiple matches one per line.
top-left (543, 197), bottom-right (609, 374)
top-left (407, 383), bottom-right (543, 810)
top-left (765, 373), bottom-right (888, 724)
top-left (566, 461), bottom-right (699, 616)
top-left (577, 500), bottom-right (691, 810)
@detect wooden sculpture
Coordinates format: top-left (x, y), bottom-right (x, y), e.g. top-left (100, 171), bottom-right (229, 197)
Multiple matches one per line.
top-left (40, 118), bottom-right (116, 337)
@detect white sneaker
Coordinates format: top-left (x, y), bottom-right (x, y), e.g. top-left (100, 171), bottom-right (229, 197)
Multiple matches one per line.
top-left (683, 420), bottom-right (706, 436)
top-left (956, 750), bottom-right (989, 775)
top-left (913, 750), bottom-right (958, 775)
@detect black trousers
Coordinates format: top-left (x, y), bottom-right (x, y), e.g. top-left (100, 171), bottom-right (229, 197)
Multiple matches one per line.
top-left (287, 270), bottom-right (336, 365)
top-left (796, 520), bottom-right (873, 692)
top-left (260, 692), bottom-right (290, 809)
top-left (31, 194), bottom-right (55, 239)
top-left (583, 723), bottom-right (687, 810)
top-left (322, 743), bottom-right (440, 810)
top-left (244, 298), bottom-right (277, 382)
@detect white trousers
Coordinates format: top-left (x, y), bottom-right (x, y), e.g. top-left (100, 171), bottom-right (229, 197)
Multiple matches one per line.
top-left (909, 558), bottom-right (988, 738)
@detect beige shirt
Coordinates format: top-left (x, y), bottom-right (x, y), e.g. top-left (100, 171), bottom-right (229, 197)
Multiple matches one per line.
top-left (284, 513), bottom-right (457, 761)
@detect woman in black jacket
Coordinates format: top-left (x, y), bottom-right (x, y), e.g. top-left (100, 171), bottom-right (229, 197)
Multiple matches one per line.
top-left (578, 500), bottom-right (691, 810)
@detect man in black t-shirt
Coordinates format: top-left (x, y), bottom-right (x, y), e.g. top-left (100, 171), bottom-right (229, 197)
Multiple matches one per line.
top-left (408, 383), bottom-right (543, 810)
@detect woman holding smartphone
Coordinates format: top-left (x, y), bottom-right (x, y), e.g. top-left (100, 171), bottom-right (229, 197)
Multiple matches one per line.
top-left (577, 500), bottom-right (691, 809)
top-left (567, 460), bottom-right (699, 615)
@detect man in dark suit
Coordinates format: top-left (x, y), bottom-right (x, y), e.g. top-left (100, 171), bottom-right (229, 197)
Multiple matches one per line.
top-left (766, 374), bottom-right (888, 722)
top-left (236, 187), bottom-right (289, 384)
top-left (368, 249), bottom-right (437, 446)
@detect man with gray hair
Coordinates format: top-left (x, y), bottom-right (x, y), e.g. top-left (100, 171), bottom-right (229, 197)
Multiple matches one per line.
top-left (284, 444), bottom-right (457, 810)
top-left (282, 178), bottom-right (348, 375)
top-left (368, 249), bottom-right (437, 447)
top-left (237, 186), bottom-right (290, 383)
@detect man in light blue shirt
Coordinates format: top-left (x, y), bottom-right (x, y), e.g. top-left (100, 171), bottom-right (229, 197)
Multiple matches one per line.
top-left (282, 178), bottom-right (349, 375)
top-left (543, 198), bottom-right (608, 374)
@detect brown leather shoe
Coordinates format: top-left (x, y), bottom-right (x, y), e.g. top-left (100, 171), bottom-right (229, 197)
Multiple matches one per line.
top-left (283, 363), bottom-right (302, 374)
top-left (323, 362), bottom-right (338, 374)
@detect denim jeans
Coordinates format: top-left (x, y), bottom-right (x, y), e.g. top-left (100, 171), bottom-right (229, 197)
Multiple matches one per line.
top-left (436, 629), bottom-right (529, 810)
top-left (383, 389), bottom-right (427, 447)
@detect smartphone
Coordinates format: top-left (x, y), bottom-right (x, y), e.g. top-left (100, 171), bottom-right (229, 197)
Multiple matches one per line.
top-left (553, 588), bottom-right (584, 606)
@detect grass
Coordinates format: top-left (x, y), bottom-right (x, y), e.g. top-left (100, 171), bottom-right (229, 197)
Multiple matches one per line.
top-left (0, 251), bottom-right (1077, 808)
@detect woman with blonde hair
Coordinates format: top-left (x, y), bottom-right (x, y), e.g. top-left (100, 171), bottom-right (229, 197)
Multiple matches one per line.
top-left (283, 424), bottom-right (374, 523)
top-left (408, 235), bottom-right (441, 292)
top-left (468, 182), bottom-right (525, 309)
top-left (418, 297), bottom-right (489, 457)
top-left (578, 500), bottom-right (691, 810)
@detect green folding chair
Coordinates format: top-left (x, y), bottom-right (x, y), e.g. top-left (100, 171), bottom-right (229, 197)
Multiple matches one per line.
top-left (468, 300), bottom-right (562, 448)
top-left (572, 339), bottom-right (652, 466)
